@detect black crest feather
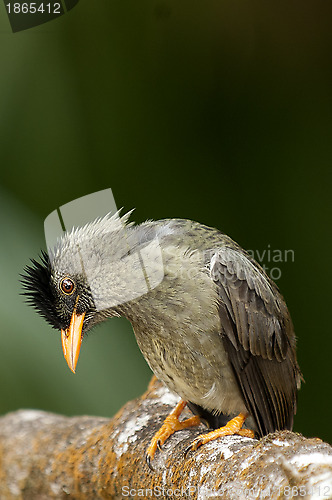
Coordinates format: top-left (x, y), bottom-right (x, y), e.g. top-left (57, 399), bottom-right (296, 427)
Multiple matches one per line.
top-left (21, 250), bottom-right (60, 329)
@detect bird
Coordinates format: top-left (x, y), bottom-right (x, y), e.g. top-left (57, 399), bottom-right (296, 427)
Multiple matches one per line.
top-left (21, 211), bottom-right (302, 469)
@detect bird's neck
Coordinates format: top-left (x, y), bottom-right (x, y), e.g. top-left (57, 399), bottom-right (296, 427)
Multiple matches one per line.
top-left (111, 240), bottom-right (219, 340)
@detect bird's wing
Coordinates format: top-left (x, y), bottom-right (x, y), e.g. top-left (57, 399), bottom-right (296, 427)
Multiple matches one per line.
top-left (210, 246), bottom-right (301, 436)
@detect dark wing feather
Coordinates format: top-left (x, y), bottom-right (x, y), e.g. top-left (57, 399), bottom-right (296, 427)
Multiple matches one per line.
top-left (211, 246), bottom-right (302, 436)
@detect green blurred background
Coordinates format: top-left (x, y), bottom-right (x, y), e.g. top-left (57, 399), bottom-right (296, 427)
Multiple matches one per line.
top-left (0, 1), bottom-right (331, 443)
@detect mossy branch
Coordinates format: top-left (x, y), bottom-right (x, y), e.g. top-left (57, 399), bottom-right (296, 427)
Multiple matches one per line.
top-left (0, 378), bottom-right (331, 499)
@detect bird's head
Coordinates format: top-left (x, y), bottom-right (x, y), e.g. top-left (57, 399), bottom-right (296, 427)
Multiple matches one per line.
top-left (21, 211), bottom-right (135, 373)
top-left (21, 248), bottom-right (98, 373)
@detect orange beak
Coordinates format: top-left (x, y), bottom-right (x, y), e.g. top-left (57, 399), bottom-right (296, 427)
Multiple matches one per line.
top-left (61, 311), bottom-right (86, 373)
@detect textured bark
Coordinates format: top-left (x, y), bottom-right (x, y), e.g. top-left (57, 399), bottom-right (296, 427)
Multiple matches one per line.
top-left (0, 378), bottom-right (331, 499)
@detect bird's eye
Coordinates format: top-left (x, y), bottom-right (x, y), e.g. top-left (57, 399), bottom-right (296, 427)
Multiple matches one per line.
top-left (60, 278), bottom-right (75, 295)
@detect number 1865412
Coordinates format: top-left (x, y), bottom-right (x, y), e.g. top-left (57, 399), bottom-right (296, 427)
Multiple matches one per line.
top-left (6, 3), bottom-right (61, 14)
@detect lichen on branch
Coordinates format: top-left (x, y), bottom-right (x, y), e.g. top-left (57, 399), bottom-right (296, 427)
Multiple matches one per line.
top-left (0, 378), bottom-right (331, 499)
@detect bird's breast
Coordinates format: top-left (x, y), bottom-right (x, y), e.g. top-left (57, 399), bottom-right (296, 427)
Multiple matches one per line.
top-left (124, 244), bottom-right (246, 414)
top-left (131, 315), bottom-right (245, 415)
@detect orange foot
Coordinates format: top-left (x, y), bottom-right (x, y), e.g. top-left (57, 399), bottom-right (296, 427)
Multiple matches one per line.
top-left (146, 400), bottom-right (201, 470)
top-left (184, 412), bottom-right (255, 456)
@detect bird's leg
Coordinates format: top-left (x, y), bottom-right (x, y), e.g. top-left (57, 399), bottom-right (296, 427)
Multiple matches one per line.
top-left (184, 412), bottom-right (255, 456)
top-left (146, 400), bottom-right (201, 469)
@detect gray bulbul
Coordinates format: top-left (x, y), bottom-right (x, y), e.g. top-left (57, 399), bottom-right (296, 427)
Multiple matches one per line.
top-left (22, 212), bottom-right (302, 467)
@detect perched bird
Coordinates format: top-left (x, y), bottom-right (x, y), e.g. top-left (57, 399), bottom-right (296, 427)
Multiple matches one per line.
top-left (22, 211), bottom-right (302, 468)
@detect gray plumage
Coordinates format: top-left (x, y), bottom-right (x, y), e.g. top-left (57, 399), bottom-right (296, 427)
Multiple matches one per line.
top-left (22, 212), bottom-right (302, 436)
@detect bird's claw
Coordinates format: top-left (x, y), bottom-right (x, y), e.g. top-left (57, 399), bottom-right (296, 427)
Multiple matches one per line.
top-left (145, 454), bottom-right (155, 472)
top-left (184, 438), bottom-right (203, 457)
top-left (145, 400), bottom-right (201, 470)
top-left (146, 438), bottom-right (165, 471)
top-left (184, 413), bottom-right (255, 458)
